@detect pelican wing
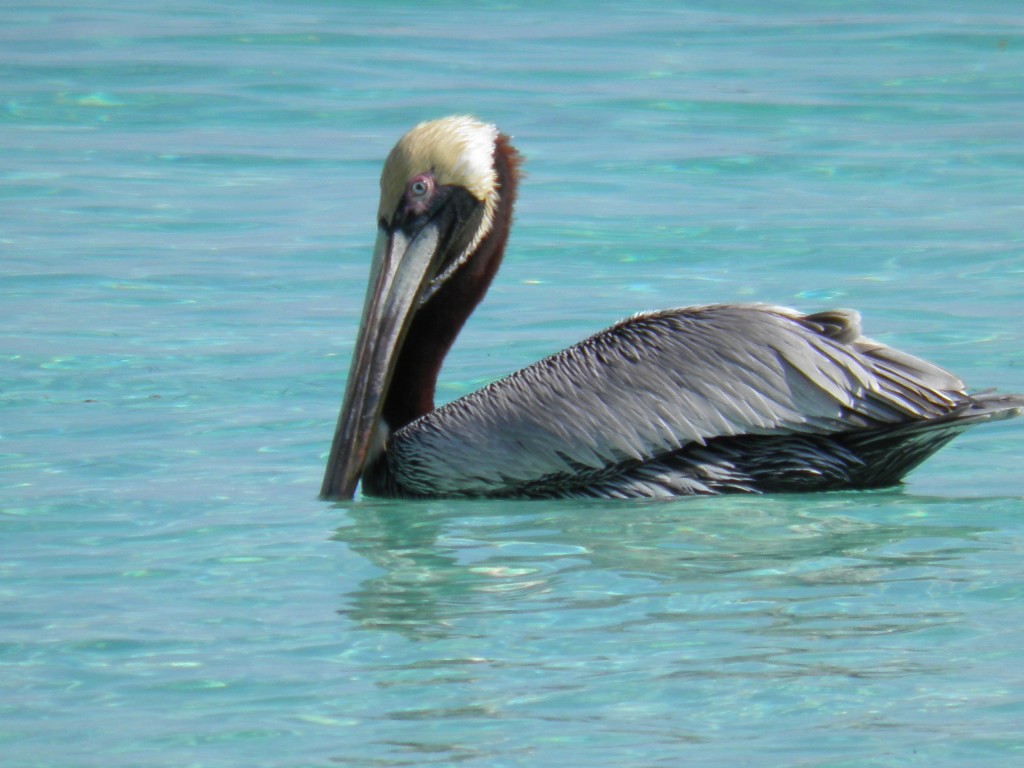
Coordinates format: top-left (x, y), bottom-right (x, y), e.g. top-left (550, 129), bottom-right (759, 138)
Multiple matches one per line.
top-left (386, 304), bottom-right (968, 496)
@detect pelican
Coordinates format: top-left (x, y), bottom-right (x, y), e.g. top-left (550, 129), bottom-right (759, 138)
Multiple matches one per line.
top-left (321, 115), bottom-right (1023, 500)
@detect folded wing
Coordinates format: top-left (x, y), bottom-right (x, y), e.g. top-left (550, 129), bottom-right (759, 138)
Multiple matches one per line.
top-left (387, 304), bottom-right (969, 495)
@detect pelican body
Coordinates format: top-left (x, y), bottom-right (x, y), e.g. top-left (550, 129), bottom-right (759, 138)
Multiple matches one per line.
top-left (321, 116), bottom-right (1023, 500)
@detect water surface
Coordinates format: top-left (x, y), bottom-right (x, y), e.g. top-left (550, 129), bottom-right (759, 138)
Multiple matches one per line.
top-left (3, 2), bottom-right (1023, 766)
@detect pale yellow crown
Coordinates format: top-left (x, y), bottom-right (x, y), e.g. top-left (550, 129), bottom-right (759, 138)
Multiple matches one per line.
top-left (378, 115), bottom-right (499, 228)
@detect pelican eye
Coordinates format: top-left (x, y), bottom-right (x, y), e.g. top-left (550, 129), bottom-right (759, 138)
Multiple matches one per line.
top-left (408, 175), bottom-right (434, 200)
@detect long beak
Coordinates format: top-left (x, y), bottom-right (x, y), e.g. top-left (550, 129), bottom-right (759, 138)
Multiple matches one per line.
top-left (321, 221), bottom-right (443, 500)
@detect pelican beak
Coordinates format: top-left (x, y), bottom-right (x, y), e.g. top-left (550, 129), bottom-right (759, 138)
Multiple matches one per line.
top-left (321, 220), bottom-right (444, 500)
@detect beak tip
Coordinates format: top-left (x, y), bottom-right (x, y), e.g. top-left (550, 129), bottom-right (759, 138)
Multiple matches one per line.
top-left (320, 463), bottom-right (360, 501)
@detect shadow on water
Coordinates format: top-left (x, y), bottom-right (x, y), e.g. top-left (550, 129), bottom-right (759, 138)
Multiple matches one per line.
top-left (328, 490), bottom-right (1004, 641)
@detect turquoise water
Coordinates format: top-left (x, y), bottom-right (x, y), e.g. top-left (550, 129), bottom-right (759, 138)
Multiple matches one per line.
top-left (3, 1), bottom-right (1024, 765)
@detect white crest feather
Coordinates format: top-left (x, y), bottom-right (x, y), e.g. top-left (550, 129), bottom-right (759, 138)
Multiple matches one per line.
top-left (378, 116), bottom-right (500, 301)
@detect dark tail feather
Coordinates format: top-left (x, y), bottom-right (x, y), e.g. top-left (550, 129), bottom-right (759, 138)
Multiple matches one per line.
top-left (562, 393), bottom-right (1023, 498)
top-left (952, 392), bottom-right (1024, 424)
top-left (693, 392), bottom-right (1024, 493)
top-left (837, 392), bottom-right (1024, 488)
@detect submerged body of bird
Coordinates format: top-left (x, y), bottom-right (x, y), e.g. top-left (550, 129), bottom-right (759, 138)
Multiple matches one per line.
top-left (322, 116), bottom-right (1023, 500)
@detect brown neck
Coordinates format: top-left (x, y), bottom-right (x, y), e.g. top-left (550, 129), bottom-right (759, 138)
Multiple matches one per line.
top-left (381, 134), bottom-right (523, 432)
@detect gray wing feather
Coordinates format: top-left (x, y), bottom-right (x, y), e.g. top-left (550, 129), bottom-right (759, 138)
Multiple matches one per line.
top-left (388, 304), bottom-right (967, 495)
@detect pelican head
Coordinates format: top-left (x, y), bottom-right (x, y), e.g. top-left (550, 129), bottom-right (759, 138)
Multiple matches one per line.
top-left (321, 116), bottom-right (521, 500)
